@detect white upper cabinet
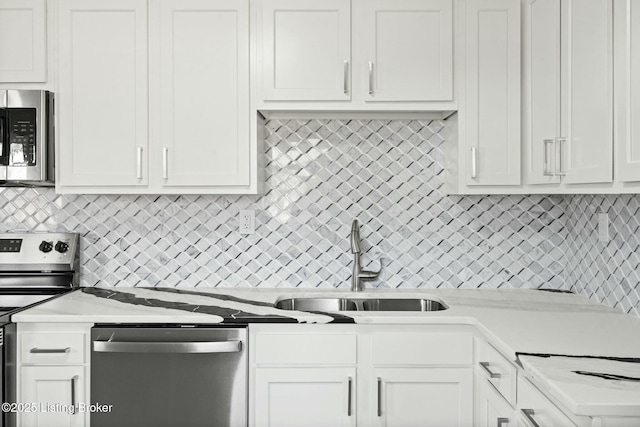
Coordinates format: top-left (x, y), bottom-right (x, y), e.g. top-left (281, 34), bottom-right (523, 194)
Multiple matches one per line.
top-left (57, 0), bottom-right (149, 189)
top-left (57, 0), bottom-right (256, 194)
top-left (0, 0), bottom-right (46, 83)
top-left (260, 0), bottom-right (351, 101)
top-left (157, 0), bottom-right (250, 188)
top-left (524, 0), bottom-right (613, 186)
top-left (256, 0), bottom-right (455, 112)
top-left (522, 0), bottom-right (562, 185)
top-left (462, 0), bottom-right (521, 186)
top-left (353, 0), bottom-right (453, 102)
top-left (615, 0), bottom-right (640, 182)
top-left (561, 0), bottom-right (613, 184)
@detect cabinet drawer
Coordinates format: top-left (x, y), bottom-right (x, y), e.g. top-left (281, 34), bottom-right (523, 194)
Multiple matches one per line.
top-left (518, 377), bottom-right (578, 427)
top-left (21, 332), bottom-right (86, 364)
top-left (477, 342), bottom-right (517, 405)
top-left (254, 333), bottom-right (357, 365)
top-left (372, 333), bottom-right (473, 365)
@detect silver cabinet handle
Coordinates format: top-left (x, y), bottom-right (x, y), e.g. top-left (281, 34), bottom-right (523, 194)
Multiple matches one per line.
top-left (471, 147), bottom-right (478, 179)
top-left (30, 347), bottom-right (70, 354)
top-left (136, 146), bottom-right (143, 179)
top-left (479, 361), bottom-right (501, 379)
top-left (162, 147), bottom-right (168, 179)
top-left (343, 60), bottom-right (349, 95)
top-left (543, 139), bottom-right (555, 176)
top-left (368, 61), bottom-right (374, 95)
top-left (70, 375), bottom-right (78, 415)
top-left (377, 377), bottom-right (382, 417)
top-left (497, 417), bottom-right (509, 427)
top-left (93, 340), bottom-right (242, 354)
top-left (521, 409), bottom-right (541, 427)
top-left (555, 137), bottom-right (567, 176)
top-left (347, 377), bottom-right (353, 416)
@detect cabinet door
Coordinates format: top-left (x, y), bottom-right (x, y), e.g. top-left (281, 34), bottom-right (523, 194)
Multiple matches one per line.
top-left (562, 0), bottom-right (613, 184)
top-left (372, 368), bottom-right (473, 427)
top-left (57, 0), bottom-right (149, 188)
top-left (522, 0), bottom-right (562, 185)
top-left (464, 0), bottom-right (521, 186)
top-left (20, 366), bottom-right (85, 427)
top-left (517, 378), bottom-right (577, 427)
top-left (0, 0), bottom-right (46, 82)
top-left (615, 0), bottom-right (640, 182)
top-left (261, 0), bottom-right (351, 101)
top-left (477, 378), bottom-right (515, 427)
top-left (354, 0), bottom-right (453, 102)
top-left (254, 368), bottom-right (356, 427)
top-left (157, 0), bottom-right (250, 188)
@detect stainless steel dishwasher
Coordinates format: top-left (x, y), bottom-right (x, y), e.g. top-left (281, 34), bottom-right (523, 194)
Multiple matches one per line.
top-left (91, 326), bottom-right (247, 427)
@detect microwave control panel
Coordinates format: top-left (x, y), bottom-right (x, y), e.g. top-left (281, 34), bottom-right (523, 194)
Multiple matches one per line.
top-left (8, 108), bottom-right (37, 166)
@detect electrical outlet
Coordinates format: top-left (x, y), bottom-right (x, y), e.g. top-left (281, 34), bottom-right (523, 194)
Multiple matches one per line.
top-left (598, 212), bottom-right (609, 242)
top-left (239, 210), bottom-right (255, 234)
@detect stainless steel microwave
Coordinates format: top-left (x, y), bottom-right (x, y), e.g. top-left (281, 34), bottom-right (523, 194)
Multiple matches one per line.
top-left (0, 90), bottom-right (54, 186)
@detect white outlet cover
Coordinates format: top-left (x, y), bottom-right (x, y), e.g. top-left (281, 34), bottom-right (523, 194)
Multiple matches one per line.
top-left (598, 212), bottom-right (609, 243)
top-left (239, 210), bottom-right (255, 234)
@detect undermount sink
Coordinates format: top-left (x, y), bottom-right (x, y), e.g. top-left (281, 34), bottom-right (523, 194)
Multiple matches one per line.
top-left (274, 297), bottom-right (448, 312)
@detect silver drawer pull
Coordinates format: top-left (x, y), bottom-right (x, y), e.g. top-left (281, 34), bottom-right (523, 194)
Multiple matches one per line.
top-left (377, 377), bottom-right (382, 417)
top-left (521, 409), bottom-right (541, 427)
top-left (70, 375), bottom-right (78, 415)
top-left (347, 377), bottom-right (353, 416)
top-left (30, 347), bottom-right (71, 354)
top-left (343, 60), bottom-right (349, 95)
top-left (93, 340), bottom-right (242, 354)
top-left (479, 361), bottom-right (501, 378)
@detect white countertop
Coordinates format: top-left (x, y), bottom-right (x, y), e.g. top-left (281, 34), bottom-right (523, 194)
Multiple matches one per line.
top-left (12, 286), bottom-right (640, 418)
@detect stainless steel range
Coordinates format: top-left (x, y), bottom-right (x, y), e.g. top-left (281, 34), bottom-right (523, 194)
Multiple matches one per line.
top-left (0, 232), bottom-right (78, 427)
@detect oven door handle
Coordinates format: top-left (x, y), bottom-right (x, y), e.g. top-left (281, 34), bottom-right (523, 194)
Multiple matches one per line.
top-left (93, 339), bottom-right (242, 354)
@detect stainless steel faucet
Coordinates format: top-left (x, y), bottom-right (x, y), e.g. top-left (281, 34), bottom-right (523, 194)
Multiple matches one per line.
top-left (350, 220), bottom-right (381, 291)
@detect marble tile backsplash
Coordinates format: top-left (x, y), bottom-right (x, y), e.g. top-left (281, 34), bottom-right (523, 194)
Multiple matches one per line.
top-left (566, 195), bottom-right (640, 316)
top-left (0, 119), bottom-right (636, 315)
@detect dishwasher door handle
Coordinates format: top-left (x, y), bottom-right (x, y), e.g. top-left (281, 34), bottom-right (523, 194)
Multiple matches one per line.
top-left (93, 340), bottom-right (243, 354)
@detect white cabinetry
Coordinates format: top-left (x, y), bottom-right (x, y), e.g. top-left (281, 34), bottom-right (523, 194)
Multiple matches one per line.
top-left (250, 325), bottom-right (474, 427)
top-left (477, 377), bottom-right (514, 427)
top-left (56, 0), bottom-right (256, 194)
top-left (156, 0), bottom-right (250, 189)
top-left (21, 366), bottom-right (85, 427)
top-left (0, 0), bottom-right (46, 83)
top-left (353, 0), bottom-right (453, 103)
top-left (372, 368), bottom-right (472, 427)
top-left (448, 0), bottom-right (521, 192)
top-left (256, 0), bottom-right (455, 113)
top-left (16, 323), bottom-right (92, 427)
top-left (517, 377), bottom-right (578, 427)
top-left (260, 0), bottom-right (351, 102)
top-left (57, 0), bottom-right (149, 189)
top-left (254, 368), bottom-right (356, 427)
top-left (615, 0), bottom-right (640, 182)
top-left (524, 0), bottom-right (613, 186)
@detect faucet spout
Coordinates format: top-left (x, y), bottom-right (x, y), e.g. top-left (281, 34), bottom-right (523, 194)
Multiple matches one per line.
top-left (350, 219), bottom-right (381, 292)
top-left (350, 220), bottom-right (362, 253)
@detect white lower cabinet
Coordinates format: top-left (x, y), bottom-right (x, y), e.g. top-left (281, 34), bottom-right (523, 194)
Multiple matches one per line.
top-left (372, 368), bottom-right (473, 427)
top-left (517, 377), bottom-right (577, 427)
top-left (254, 368), bottom-right (356, 427)
top-left (477, 377), bottom-right (514, 427)
top-left (16, 323), bottom-right (92, 427)
top-left (249, 324), bottom-right (474, 427)
top-left (20, 366), bottom-right (85, 427)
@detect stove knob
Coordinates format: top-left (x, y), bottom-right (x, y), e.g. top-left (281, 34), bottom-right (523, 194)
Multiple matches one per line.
top-left (39, 241), bottom-right (53, 253)
top-left (55, 241), bottom-right (69, 253)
